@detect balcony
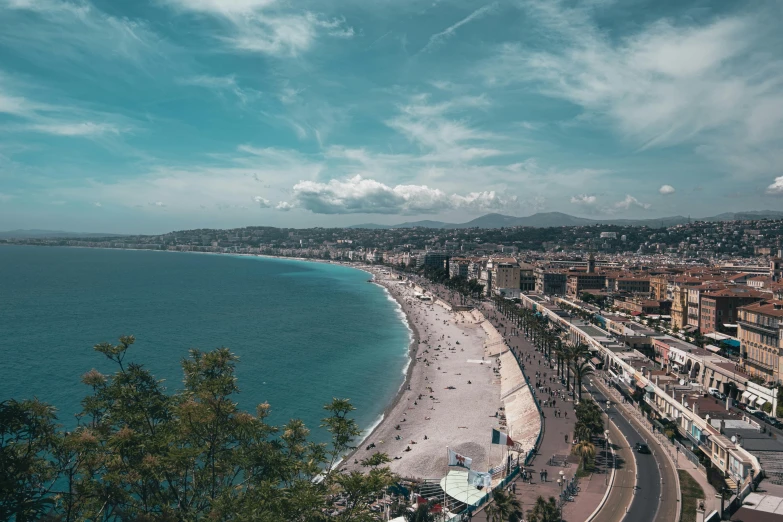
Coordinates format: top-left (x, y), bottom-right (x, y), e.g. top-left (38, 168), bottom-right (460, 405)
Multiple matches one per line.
top-left (744, 358), bottom-right (774, 372)
top-left (738, 319), bottom-right (779, 335)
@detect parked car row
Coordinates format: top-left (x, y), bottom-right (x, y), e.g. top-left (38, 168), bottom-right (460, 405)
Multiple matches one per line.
top-left (746, 408), bottom-right (783, 430)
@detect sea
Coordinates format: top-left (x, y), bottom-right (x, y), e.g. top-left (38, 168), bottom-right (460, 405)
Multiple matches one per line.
top-left (0, 245), bottom-right (411, 444)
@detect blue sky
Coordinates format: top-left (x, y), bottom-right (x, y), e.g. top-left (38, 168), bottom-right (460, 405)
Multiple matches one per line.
top-left (1, 0), bottom-right (782, 233)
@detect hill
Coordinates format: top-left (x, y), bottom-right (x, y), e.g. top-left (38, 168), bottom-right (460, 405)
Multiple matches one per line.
top-left (347, 210), bottom-right (783, 230)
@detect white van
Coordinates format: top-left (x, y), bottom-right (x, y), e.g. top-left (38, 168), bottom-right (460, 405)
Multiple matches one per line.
top-left (708, 387), bottom-right (726, 400)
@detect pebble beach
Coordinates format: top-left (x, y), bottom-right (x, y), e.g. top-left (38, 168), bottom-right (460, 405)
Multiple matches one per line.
top-left (345, 269), bottom-right (535, 480)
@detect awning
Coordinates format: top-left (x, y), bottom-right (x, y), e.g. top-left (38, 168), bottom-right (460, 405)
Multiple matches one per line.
top-left (747, 394), bottom-right (758, 406)
top-left (645, 384), bottom-right (655, 393)
top-left (591, 357), bottom-right (602, 366)
top-left (756, 397), bottom-right (768, 407)
top-left (741, 390), bottom-right (752, 402)
top-left (706, 345), bottom-right (721, 353)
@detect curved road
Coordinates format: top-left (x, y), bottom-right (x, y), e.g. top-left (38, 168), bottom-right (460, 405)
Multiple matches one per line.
top-left (584, 380), bottom-right (663, 522)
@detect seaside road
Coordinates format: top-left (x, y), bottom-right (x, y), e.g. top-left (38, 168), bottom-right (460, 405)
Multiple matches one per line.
top-left (584, 378), bottom-right (677, 522)
top-left (590, 415), bottom-right (637, 522)
top-left (589, 377), bottom-right (679, 522)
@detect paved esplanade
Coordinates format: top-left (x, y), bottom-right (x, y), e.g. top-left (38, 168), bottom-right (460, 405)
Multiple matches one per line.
top-left (410, 279), bottom-right (602, 521)
top-left (412, 278), bottom-right (677, 522)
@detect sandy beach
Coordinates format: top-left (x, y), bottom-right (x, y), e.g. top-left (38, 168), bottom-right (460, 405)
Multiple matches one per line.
top-left (344, 269), bottom-right (512, 479)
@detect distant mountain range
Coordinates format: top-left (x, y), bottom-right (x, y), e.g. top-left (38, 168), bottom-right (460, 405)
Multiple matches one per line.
top-left (348, 210), bottom-right (783, 230)
top-left (0, 229), bottom-right (125, 239)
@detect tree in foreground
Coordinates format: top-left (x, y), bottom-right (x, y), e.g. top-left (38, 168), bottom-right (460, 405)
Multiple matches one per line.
top-left (485, 489), bottom-right (523, 522)
top-left (0, 336), bottom-right (396, 521)
top-left (527, 496), bottom-right (560, 522)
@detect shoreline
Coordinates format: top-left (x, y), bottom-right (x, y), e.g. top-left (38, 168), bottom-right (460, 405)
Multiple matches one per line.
top-left (4, 245), bottom-right (509, 478)
top-left (343, 270), bottom-right (505, 479)
top-left (2, 244), bottom-right (419, 466)
top-left (338, 270), bottom-right (422, 470)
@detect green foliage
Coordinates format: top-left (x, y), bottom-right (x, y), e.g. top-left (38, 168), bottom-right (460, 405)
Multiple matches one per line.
top-left (527, 496), bottom-right (560, 522)
top-left (486, 489), bottom-right (523, 522)
top-left (572, 440), bottom-right (596, 472)
top-left (0, 337), bottom-right (396, 521)
top-left (678, 469), bottom-right (706, 522)
top-left (762, 402), bottom-right (773, 414)
top-left (574, 399), bottom-right (605, 444)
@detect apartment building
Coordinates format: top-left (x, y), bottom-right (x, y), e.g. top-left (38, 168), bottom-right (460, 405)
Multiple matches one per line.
top-left (566, 272), bottom-right (606, 298)
top-left (699, 288), bottom-right (764, 334)
top-left (534, 268), bottom-right (567, 295)
top-left (449, 258), bottom-right (470, 279)
top-left (519, 262), bottom-right (536, 292)
top-left (738, 300), bottom-right (783, 384)
top-left (490, 258), bottom-right (521, 297)
top-left (650, 273), bottom-right (677, 300)
top-left (614, 276), bottom-right (651, 295)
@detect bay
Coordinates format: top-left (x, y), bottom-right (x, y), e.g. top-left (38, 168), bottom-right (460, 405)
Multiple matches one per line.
top-left (0, 245), bottom-right (410, 443)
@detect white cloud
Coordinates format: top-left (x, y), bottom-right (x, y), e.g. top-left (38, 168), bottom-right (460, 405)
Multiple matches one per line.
top-left (766, 177), bottom-right (783, 195)
top-left (0, 74), bottom-right (131, 138)
top-left (420, 2), bottom-right (498, 53)
top-left (0, 0), bottom-right (173, 76)
top-left (277, 175), bottom-right (518, 215)
top-left (93, 202), bottom-right (102, 207)
top-left (485, 1), bottom-right (783, 177)
top-left (26, 122), bottom-right (120, 137)
top-left (149, 201), bottom-right (166, 207)
top-left (614, 194), bottom-right (651, 210)
top-left (253, 195), bottom-right (272, 208)
top-left (659, 184), bottom-right (676, 195)
top-left (180, 75), bottom-right (259, 104)
top-left (58, 146), bottom-right (323, 212)
top-left (570, 194), bottom-right (596, 205)
top-left (162, 0), bottom-right (353, 57)
top-left (275, 201), bottom-right (294, 211)
top-left (386, 94), bottom-right (501, 162)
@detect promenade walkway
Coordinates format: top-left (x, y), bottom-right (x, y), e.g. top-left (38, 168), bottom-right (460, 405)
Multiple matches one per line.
top-left (417, 281), bottom-right (612, 521)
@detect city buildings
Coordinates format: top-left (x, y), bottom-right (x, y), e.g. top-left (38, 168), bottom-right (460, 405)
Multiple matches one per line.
top-left (738, 300), bottom-right (783, 383)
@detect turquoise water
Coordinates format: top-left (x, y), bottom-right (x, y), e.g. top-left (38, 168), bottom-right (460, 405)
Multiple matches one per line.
top-left (0, 246), bottom-right (410, 443)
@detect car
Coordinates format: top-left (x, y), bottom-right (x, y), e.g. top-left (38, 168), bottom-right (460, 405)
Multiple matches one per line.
top-left (635, 442), bottom-right (651, 454)
top-left (752, 411), bottom-right (770, 422)
top-left (769, 418), bottom-right (783, 429)
top-left (708, 388), bottom-right (726, 401)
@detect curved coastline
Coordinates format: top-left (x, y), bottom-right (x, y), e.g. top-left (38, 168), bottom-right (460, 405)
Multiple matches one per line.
top-left (1, 245), bottom-right (424, 470)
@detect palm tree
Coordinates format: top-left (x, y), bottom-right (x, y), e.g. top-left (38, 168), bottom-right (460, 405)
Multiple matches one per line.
top-left (553, 339), bottom-right (566, 379)
top-left (572, 360), bottom-right (594, 401)
top-left (528, 496), bottom-right (560, 522)
top-left (486, 489), bottom-right (523, 522)
top-left (566, 342), bottom-right (590, 393)
top-left (573, 439), bottom-right (597, 471)
top-left (575, 399), bottom-right (605, 438)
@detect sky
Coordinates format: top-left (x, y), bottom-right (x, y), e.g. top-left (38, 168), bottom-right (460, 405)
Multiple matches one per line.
top-left (1, 0), bottom-right (783, 234)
